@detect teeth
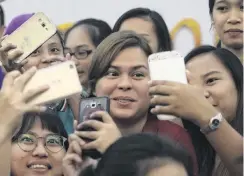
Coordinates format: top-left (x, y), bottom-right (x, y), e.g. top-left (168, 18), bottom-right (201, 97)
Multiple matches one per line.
top-left (118, 99), bottom-right (131, 102)
top-left (30, 164), bottom-right (47, 169)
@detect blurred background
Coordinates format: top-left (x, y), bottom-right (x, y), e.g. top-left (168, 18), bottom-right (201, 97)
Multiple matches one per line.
top-left (1, 0), bottom-right (215, 56)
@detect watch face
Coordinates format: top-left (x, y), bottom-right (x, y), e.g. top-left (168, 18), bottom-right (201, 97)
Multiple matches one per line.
top-left (211, 119), bottom-right (220, 129)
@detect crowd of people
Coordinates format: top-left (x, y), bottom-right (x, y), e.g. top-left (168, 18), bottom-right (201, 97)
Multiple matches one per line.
top-left (0, 0), bottom-right (243, 176)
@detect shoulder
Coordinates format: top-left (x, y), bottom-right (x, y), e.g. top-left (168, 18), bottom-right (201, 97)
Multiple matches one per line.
top-left (157, 120), bottom-right (187, 138)
top-left (156, 120), bottom-right (194, 152)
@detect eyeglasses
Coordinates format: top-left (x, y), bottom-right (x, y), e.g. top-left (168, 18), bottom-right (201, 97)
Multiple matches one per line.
top-left (17, 133), bottom-right (67, 153)
top-left (64, 47), bottom-right (92, 60)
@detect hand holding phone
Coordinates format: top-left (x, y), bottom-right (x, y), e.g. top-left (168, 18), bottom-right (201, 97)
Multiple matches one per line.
top-left (1, 12), bottom-right (56, 65)
top-left (148, 51), bottom-right (187, 120)
top-left (78, 97), bottom-right (110, 159)
top-left (0, 36), bottom-right (24, 72)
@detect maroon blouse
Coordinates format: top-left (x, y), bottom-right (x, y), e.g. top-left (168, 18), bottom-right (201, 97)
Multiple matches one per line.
top-left (142, 114), bottom-right (198, 176)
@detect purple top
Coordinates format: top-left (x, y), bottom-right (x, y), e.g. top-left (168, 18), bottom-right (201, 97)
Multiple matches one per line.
top-left (4, 13), bottom-right (34, 35)
top-left (0, 68), bottom-right (3, 88)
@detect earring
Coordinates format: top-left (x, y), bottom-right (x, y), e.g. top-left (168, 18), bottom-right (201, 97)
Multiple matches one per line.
top-left (210, 21), bottom-right (215, 29)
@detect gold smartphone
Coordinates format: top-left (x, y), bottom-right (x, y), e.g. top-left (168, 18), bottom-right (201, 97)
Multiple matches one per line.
top-left (2, 12), bottom-right (57, 64)
top-left (23, 61), bottom-right (82, 106)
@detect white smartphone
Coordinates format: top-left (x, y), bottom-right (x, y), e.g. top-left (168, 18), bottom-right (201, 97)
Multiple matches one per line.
top-left (148, 51), bottom-right (187, 120)
top-left (22, 61), bottom-right (82, 106)
top-left (1, 12), bottom-right (57, 64)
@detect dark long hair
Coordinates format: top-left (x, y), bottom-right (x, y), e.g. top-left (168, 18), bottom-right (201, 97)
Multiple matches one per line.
top-left (209, 0), bottom-right (215, 15)
top-left (64, 18), bottom-right (112, 47)
top-left (183, 45), bottom-right (243, 176)
top-left (113, 7), bottom-right (172, 52)
top-left (80, 133), bottom-right (193, 176)
top-left (0, 5), bottom-right (4, 27)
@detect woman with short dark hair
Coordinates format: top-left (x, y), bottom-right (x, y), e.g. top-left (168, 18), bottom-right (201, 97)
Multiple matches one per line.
top-left (11, 112), bottom-right (68, 176)
top-left (62, 31), bottom-right (198, 176)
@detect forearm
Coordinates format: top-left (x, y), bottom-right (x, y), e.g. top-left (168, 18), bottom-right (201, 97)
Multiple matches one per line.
top-left (0, 128), bottom-right (11, 176)
top-left (198, 117), bottom-right (243, 175)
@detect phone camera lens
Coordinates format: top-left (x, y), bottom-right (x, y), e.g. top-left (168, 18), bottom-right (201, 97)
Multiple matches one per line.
top-left (91, 103), bottom-right (96, 108)
top-left (42, 23), bottom-right (46, 27)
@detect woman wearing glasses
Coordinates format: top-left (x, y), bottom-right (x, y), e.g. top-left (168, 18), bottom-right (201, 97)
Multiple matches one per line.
top-left (11, 112), bottom-right (68, 176)
top-left (59, 18), bottom-right (112, 134)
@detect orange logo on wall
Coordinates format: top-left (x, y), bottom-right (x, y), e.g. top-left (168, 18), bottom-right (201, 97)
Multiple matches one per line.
top-left (170, 18), bottom-right (201, 47)
top-left (170, 18), bottom-right (219, 47)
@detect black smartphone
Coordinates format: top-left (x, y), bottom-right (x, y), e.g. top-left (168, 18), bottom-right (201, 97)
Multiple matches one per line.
top-left (78, 96), bottom-right (110, 159)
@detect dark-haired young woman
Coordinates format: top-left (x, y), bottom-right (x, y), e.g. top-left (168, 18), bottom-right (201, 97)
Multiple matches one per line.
top-left (149, 45), bottom-right (243, 176)
top-left (59, 18), bottom-right (112, 134)
top-left (209, 0), bottom-right (243, 61)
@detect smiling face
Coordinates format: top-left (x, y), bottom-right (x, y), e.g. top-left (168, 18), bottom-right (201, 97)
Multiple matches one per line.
top-left (212, 0), bottom-right (243, 49)
top-left (65, 26), bottom-right (95, 86)
top-left (95, 47), bottom-right (151, 124)
top-left (186, 52), bottom-right (238, 121)
top-left (11, 118), bottom-right (66, 176)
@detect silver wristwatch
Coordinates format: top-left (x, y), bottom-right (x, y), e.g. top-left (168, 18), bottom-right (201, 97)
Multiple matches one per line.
top-left (200, 113), bottom-right (223, 134)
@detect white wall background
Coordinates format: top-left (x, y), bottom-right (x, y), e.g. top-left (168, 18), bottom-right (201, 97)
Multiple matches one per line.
top-left (1, 0), bottom-right (215, 56)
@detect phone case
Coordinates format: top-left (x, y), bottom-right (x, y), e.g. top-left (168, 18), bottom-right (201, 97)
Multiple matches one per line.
top-left (148, 51), bottom-right (187, 120)
top-left (78, 96), bottom-right (110, 159)
top-left (148, 51), bottom-right (187, 84)
top-left (1, 12), bottom-right (57, 64)
top-left (23, 61), bottom-right (82, 106)
top-left (79, 96), bottom-right (110, 123)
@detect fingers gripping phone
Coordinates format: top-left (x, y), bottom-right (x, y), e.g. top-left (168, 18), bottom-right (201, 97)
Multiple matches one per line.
top-left (148, 51), bottom-right (187, 121)
top-left (1, 12), bottom-right (57, 64)
top-left (78, 97), bottom-right (110, 159)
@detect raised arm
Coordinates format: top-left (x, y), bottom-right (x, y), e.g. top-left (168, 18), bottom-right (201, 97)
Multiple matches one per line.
top-left (149, 80), bottom-right (243, 175)
top-left (0, 68), bottom-right (49, 176)
top-left (198, 115), bottom-right (243, 175)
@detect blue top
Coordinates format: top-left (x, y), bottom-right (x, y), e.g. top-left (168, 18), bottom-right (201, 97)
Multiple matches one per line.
top-left (58, 105), bottom-right (74, 134)
top-left (57, 89), bottom-right (91, 135)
